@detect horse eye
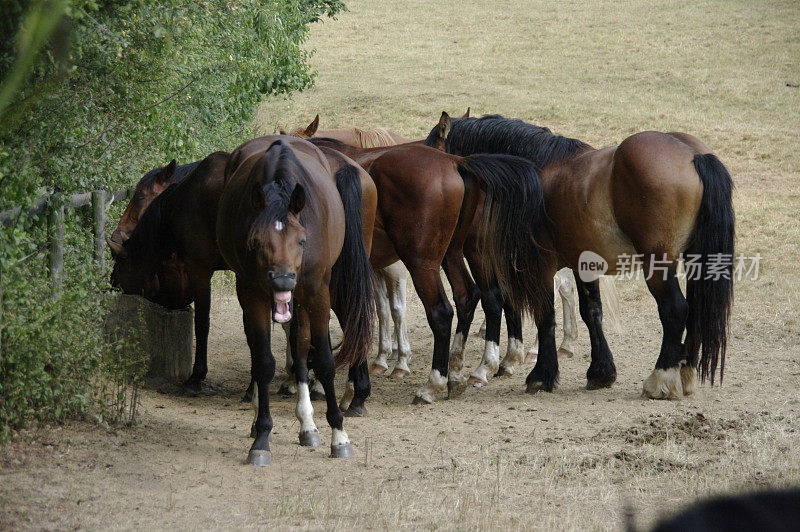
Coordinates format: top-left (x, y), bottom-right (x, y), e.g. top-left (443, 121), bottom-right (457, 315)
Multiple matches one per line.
top-left (299, 239), bottom-right (307, 248)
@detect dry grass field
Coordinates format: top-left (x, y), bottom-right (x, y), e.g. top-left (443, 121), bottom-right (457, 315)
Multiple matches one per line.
top-left (3, 0), bottom-right (800, 529)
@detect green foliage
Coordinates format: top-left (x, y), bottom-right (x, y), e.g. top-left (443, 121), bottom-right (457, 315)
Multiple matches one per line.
top-left (0, 0), bottom-right (344, 443)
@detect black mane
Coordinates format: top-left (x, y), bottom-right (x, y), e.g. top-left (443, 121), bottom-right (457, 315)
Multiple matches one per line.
top-left (137, 159), bottom-right (201, 193)
top-left (121, 182), bottom-right (178, 261)
top-left (258, 141), bottom-right (309, 224)
top-left (426, 114), bottom-right (592, 169)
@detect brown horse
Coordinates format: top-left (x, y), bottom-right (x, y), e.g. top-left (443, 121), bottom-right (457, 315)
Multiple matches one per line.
top-left (108, 158), bottom-right (214, 311)
top-left (216, 136), bottom-right (376, 465)
top-left (281, 114), bottom-right (413, 147)
top-left (110, 152), bottom-right (230, 392)
top-left (426, 113), bottom-right (735, 399)
top-left (306, 136), bottom-right (544, 403)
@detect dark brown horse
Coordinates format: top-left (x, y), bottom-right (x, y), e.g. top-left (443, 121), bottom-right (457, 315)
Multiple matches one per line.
top-left (216, 136), bottom-right (376, 465)
top-left (426, 113), bottom-right (735, 399)
top-left (108, 158), bottom-right (211, 311)
top-left (110, 152), bottom-right (230, 392)
top-left (306, 136), bottom-right (544, 404)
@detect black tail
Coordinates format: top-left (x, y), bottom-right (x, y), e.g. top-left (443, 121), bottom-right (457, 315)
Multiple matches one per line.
top-left (687, 153), bottom-right (735, 385)
top-left (331, 164), bottom-right (375, 367)
top-left (455, 154), bottom-right (552, 319)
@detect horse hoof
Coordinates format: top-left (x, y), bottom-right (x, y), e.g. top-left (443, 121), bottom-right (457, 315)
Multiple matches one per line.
top-left (389, 368), bottom-right (410, 379)
top-left (277, 382), bottom-right (296, 396)
top-left (309, 390), bottom-right (326, 402)
top-left (447, 378), bottom-right (467, 398)
top-left (412, 394), bottom-right (433, 405)
top-left (586, 374), bottom-right (617, 390)
top-left (526, 380), bottom-right (556, 394)
top-left (370, 364), bottom-right (388, 376)
top-left (184, 378), bottom-right (203, 394)
top-left (523, 353), bottom-right (538, 364)
top-left (330, 442), bottom-right (354, 458)
top-left (241, 390), bottom-right (253, 403)
top-left (467, 375), bottom-right (488, 388)
top-left (557, 348), bottom-right (574, 359)
top-left (299, 430), bottom-right (321, 447)
top-left (247, 449), bottom-right (271, 466)
top-left (344, 405), bottom-right (366, 417)
top-left (494, 365), bottom-right (513, 378)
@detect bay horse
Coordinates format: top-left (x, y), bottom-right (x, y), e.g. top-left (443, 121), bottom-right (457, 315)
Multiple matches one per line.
top-left (305, 136), bottom-right (545, 403)
top-left (426, 113), bottom-right (735, 399)
top-left (216, 137), bottom-right (376, 465)
top-left (110, 152), bottom-right (230, 393)
top-left (291, 112), bottom-right (589, 388)
top-left (281, 114), bottom-right (413, 147)
top-left (108, 158), bottom-right (210, 311)
top-left (282, 116), bottom-right (414, 380)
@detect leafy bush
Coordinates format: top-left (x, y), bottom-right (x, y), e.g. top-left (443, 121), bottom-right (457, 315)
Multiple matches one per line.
top-left (0, 0), bottom-right (344, 443)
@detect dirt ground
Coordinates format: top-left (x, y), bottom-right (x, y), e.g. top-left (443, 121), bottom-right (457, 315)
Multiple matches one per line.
top-left (3, 0), bottom-right (800, 529)
top-left (2, 273), bottom-right (799, 529)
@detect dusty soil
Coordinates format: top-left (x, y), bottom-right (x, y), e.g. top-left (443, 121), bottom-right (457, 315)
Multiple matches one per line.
top-left (3, 0), bottom-right (800, 528)
top-left (2, 273), bottom-right (799, 530)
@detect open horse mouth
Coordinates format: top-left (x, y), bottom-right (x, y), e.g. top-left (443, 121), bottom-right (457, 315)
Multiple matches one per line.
top-left (272, 291), bottom-right (293, 323)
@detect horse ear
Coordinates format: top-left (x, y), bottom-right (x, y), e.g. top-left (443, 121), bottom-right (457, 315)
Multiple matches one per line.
top-left (438, 111), bottom-right (452, 140)
top-left (156, 159), bottom-right (176, 185)
top-left (304, 115), bottom-right (320, 137)
top-left (289, 183), bottom-right (306, 215)
top-left (251, 183), bottom-right (266, 210)
top-left (462, 107), bottom-right (471, 118)
top-left (279, 127), bottom-right (288, 135)
top-left (107, 237), bottom-right (127, 259)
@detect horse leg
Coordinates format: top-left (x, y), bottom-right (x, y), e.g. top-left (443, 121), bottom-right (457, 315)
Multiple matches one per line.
top-left (576, 278), bottom-right (617, 390)
top-left (238, 284), bottom-right (274, 466)
top-left (410, 267), bottom-right (454, 405)
top-left (461, 246), bottom-right (503, 388)
top-left (308, 304), bottom-right (354, 458)
top-left (340, 360), bottom-right (370, 417)
top-left (496, 299), bottom-right (524, 376)
top-left (525, 285), bottom-right (559, 393)
top-left (185, 273), bottom-right (212, 392)
top-left (277, 322), bottom-right (297, 396)
top-left (467, 283), bottom-right (503, 388)
top-left (557, 269), bottom-right (579, 358)
top-left (642, 267), bottom-right (689, 400)
top-left (682, 280), bottom-right (700, 396)
top-left (442, 248), bottom-right (481, 395)
top-left (287, 306), bottom-right (322, 447)
top-left (370, 269), bottom-right (392, 375)
top-left (386, 263), bottom-right (413, 378)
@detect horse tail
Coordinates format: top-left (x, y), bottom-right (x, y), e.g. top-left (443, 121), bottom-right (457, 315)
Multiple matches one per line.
top-left (455, 154), bottom-right (551, 318)
top-left (331, 163), bottom-right (375, 367)
top-left (686, 153), bottom-right (735, 385)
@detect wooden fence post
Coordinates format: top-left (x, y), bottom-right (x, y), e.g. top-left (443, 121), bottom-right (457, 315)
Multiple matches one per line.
top-left (49, 197), bottom-right (64, 300)
top-left (1, 235), bottom-right (3, 360)
top-left (92, 189), bottom-right (107, 271)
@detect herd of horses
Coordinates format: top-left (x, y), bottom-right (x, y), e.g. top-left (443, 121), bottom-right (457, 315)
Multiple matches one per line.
top-left (108, 111), bottom-right (735, 466)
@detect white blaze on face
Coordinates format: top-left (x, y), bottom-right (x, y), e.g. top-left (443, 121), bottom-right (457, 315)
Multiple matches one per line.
top-left (274, 220), bottom-right (284, 232)
top-left (273, 290), bottom-right (292, 323)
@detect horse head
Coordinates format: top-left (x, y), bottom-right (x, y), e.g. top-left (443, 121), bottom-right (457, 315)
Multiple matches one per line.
top-left (108, 159), bottom-right (177, 258)
top-left (247, 143), bottom-right (309, 323)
